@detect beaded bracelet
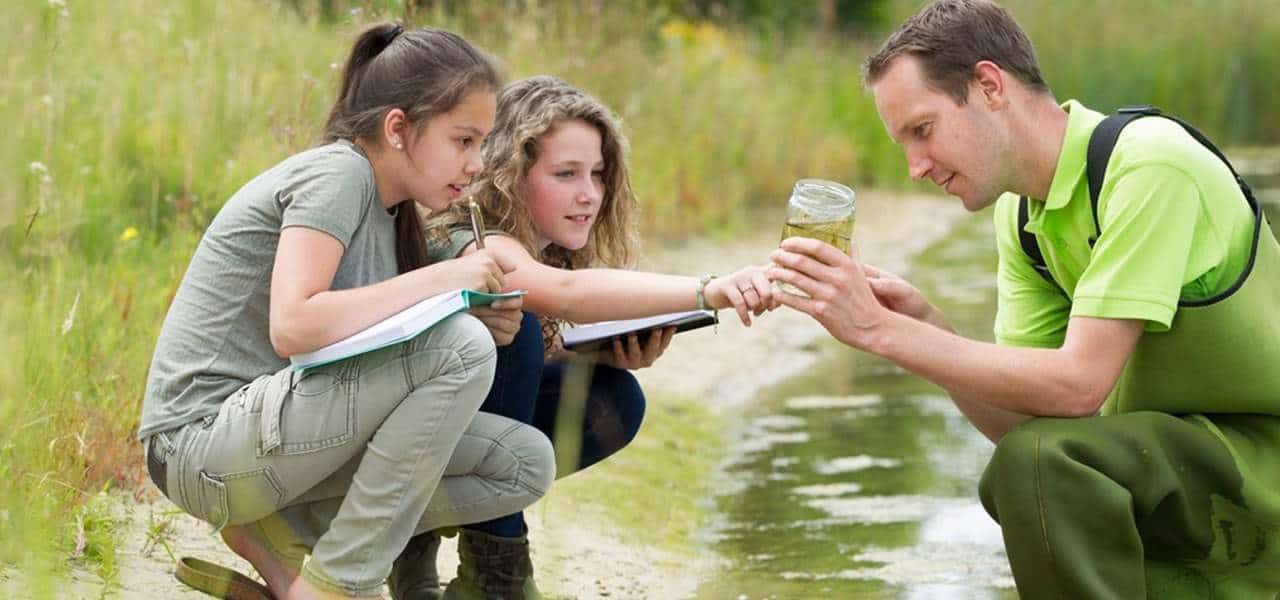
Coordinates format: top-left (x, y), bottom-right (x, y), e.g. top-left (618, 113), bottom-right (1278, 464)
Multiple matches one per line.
top-left (696, 274), bottom-right (716, 310)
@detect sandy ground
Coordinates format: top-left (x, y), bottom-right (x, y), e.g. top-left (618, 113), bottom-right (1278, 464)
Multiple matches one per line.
top-left (37, 191), bottom-right (968, 599)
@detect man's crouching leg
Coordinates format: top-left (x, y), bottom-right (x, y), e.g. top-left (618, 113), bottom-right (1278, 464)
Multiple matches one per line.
top-left (978, 411), bottom-right (1243, 599)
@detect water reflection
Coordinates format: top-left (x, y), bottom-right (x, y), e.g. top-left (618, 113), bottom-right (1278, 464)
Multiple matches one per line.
top-left (698, 217), bottom-right (1016, 599)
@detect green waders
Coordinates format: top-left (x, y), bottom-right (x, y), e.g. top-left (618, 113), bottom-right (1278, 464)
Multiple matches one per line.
top-left (980, 412), bottom-right (1280, 599)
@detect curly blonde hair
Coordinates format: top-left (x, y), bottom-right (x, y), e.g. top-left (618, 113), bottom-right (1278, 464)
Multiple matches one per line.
top-left (433, 76), bottom-right (640, 351)
top-left (449, 75), bottom-right (640, 271)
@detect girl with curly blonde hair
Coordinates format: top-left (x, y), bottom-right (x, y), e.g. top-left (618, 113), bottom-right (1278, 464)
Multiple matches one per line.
top-left (387, 76), bottom-right (777, 599)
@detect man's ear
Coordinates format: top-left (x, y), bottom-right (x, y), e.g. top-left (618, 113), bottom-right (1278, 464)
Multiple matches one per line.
top-left (972, 60), bottom-right (1007, 109)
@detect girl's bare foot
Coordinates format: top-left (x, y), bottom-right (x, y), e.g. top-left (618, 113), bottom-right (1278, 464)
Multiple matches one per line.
top-left (220, 524), bottom-right (300, 598)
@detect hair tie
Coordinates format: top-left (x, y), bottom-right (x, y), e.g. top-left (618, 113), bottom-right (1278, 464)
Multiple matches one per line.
top-left (384, 24), bottom-right (404, 47)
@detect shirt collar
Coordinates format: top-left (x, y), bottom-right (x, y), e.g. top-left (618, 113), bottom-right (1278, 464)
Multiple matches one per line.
top-left (1042, 99), bottom-right (1106, 211)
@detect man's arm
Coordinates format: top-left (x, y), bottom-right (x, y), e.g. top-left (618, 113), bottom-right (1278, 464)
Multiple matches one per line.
top-left (770, 238), bottom-right (1143, 429)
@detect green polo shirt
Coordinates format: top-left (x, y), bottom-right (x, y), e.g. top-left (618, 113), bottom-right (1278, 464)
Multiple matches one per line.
top-left (992, 100), bottom-right (1255, 348)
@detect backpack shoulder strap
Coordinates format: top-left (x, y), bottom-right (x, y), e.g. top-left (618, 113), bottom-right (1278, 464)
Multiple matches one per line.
top-left (1017, 105), bottom-right (1159, 295)
top-left (1024, 103), bottom-right (1263, 302)
top-left (1085, 105), bottom-right (1163, 246)
top-left (1017, 195), bottom-right (1059, 289)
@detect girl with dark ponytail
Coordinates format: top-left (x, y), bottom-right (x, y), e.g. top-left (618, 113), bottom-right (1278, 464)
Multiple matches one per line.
top-left (138, 23), bottom-right (554, 600)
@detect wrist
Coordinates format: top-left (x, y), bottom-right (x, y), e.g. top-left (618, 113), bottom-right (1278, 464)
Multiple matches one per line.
top-left (860, 306), bottom-right (906, 357)
top-left (695, 274), bottom-right (716, 310)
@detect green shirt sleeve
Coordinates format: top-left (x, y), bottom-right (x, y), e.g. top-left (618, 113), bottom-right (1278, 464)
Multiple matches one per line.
top-left (1071, 163), bottom-right (1208, 331)
top-left (993, 197), bottom-right (1072, 348)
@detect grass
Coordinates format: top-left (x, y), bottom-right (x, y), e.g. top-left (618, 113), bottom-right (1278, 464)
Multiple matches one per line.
top-left (545, 393), bottom-right (725, 553)
top-left (2, 0), bottom-right (1278, 596)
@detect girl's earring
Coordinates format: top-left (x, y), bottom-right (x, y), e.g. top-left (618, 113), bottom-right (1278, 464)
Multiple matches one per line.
top-left (392, 138), bottom-right (402, 149)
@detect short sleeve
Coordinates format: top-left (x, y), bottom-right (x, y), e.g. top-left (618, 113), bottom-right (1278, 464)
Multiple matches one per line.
top-left (993, 199), bottom-right (1072, 348)
top-left (1070, 163), bottom-right (1205, 331)
top-left (278, 149), bottom-right (375, 248)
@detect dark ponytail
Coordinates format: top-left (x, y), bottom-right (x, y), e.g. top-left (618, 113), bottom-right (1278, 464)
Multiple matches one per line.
top-left (326, 23), bottom-right (500, 273)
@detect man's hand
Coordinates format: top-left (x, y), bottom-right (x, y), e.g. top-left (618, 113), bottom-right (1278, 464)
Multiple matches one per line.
top-left (470, 297), bottom-right (523, 346)
top-left (862, 263), bottom-right (952, 332)
top-left (767, 237), bottom-right (892, 351)
top-left (596, 326), bottom-right (675, 369)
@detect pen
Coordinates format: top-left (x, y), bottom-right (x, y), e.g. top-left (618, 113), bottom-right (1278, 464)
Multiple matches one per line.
top-left (467, 197), bottom-right (486, 250)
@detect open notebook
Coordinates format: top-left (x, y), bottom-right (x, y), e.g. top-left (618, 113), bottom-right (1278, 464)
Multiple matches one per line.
top-left (290, 289), bottom-right (526, 370)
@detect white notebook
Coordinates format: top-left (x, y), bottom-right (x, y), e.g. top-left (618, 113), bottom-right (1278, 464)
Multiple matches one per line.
top-left (290, 289), bottom-right (526, 370)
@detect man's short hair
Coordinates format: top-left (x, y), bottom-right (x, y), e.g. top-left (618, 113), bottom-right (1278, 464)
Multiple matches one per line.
top-left (864, 0), bottom-right (1050, 104)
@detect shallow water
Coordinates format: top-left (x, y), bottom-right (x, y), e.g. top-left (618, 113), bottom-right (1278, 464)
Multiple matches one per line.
top-left (696, 216), bottom-right (1015, 599)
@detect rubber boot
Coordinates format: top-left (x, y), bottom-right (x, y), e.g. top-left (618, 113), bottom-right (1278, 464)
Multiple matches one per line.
top-left (389, 532), bottom-right (443, 600)
top-left (441, 529), bottom-right (542, 600)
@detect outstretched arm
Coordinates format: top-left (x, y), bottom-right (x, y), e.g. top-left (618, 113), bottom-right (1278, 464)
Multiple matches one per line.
top-left (462, 235), bottom-right (777, 325)
top-left (769, 237), bottom-right (1143, 435)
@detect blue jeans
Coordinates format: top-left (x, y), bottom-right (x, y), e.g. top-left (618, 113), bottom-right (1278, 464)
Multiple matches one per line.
top-left (467, 312), bottom-right (647, 537)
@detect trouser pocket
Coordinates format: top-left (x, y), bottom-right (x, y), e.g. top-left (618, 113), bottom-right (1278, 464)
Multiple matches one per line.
top-left (259, 367), bottom-right (355, 457)
top-left (197, 467), bottom-right (286, 530)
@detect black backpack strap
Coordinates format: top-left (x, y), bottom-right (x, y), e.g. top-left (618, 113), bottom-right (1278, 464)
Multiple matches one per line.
top-left (1025, 103), bottom-right (1264, 304)
top-left (1017, 195), bottom-right (1060, 290)
top-left (1084, 105), bottom-right (1163, 246)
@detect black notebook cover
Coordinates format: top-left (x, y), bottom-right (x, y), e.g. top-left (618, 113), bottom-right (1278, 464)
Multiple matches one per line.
top-left (561, 309), bottom-right (718, 352)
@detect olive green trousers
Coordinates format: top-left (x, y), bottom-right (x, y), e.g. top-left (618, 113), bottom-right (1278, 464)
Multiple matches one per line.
top-left (979, 411), bottom-right (1280, 599)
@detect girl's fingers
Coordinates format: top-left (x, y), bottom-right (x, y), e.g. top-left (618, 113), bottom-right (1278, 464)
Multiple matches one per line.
top-left (751, 270), bottom-right (776, 309)
top-left (726, 285), bottom-right (751, 326)
top-left (611, 337), bottom-right (627, 366)
top-left (658, 326), bottom-right (675, 354)
top-left (626, 332), bottom-right (643, 360)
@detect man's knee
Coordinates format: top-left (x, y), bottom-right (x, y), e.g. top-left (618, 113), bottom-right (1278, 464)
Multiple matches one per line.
top-left (979, 418), bottom-right (1080, 520)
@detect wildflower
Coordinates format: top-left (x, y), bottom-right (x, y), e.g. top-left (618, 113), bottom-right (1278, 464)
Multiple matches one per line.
top-left (29, 161), bottom-right (52, 185)
top-left (61, 292), bottom-right (80, 335)
top-left (120, 226), bottom-right (139, 242)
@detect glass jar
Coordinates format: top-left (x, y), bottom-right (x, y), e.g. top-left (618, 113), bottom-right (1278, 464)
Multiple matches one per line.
top-left (779, 178), bottom-right (855, 295)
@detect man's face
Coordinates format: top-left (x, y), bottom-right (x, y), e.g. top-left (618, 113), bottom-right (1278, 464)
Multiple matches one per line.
top-left (872, 56), bottom-right (1008, 211)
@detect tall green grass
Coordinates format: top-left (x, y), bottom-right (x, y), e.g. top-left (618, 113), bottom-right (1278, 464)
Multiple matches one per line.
top-left (2, 0), bottom-right (1277, 593)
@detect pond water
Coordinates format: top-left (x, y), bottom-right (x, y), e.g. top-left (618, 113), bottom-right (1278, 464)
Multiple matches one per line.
top-left (696, 215), bottom-right (1016, 599)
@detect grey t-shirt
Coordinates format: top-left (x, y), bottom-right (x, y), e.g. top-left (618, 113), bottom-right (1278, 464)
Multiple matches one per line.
top-left (139, 140), bottom-right (397, 440)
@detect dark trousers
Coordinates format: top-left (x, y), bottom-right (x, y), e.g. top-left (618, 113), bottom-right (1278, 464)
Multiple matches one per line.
top-left (466, 312), bottom-right (647, 537)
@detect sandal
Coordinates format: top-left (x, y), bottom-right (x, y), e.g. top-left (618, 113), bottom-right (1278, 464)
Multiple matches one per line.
top-left (175, 556), bottom-right (275, 600)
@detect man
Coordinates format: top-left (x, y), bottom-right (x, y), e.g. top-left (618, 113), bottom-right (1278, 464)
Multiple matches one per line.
top-left (768, 0), bottom-right (1280, 597)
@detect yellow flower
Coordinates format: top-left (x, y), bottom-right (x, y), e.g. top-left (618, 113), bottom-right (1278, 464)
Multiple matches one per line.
top-left (119, 226), bottom-right (139, 242)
